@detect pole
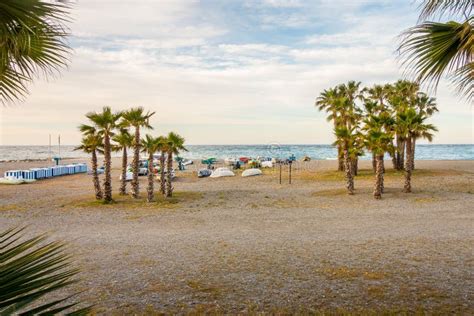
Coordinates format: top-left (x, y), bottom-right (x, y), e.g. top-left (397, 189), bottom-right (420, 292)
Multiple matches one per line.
top-left (49, 134), bottom-right (51, 161)
top-left (279, 162), bottom-right (282, 184)
top-left (289, 161), bottom-right (292, 184)
top-left (58, 134), bottom-right (61, 158)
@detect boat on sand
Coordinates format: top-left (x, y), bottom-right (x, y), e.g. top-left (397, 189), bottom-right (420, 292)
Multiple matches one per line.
top-left (210, 167), bottom-right (235, 178)
top-left (242, 168), bottom-right (262, 177)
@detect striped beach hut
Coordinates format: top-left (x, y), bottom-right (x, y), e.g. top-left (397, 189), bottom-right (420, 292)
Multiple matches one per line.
top-left (5, 170), bottom-right (23, 179)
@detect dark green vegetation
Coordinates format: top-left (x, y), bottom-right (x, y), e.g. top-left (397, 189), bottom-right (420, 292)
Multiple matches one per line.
top-left (0, 227), bottom-right (90, 314)
top-left (399, 0), bottom-right (473, 103)
top-left (316, 80), bottom-right (438, 199)
top-left (0, 0), bottom-right (70, 104)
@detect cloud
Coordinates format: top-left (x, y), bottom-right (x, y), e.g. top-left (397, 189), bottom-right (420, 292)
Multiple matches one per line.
top-left (1, 0), bottom-right (471, 145)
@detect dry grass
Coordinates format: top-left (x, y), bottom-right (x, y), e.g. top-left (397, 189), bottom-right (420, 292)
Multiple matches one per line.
top-left (0, 204), bottom-right (26, 212)
top-left (320, 266), bottom-right (388, 280)
top-left (297, 168), bottom-right (467, 182)
top-left (67, 191), bottom-right (203, 211)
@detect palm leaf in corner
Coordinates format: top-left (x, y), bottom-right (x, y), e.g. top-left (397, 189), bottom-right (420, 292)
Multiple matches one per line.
top-left (0, 227), bottom-right (91, 315)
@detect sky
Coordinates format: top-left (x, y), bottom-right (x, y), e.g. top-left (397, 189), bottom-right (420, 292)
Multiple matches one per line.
top-left (0, 0), bottom-right (472, 145)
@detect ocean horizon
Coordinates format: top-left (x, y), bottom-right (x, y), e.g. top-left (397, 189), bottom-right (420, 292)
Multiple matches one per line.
top-left (1, 144), bottom-right (472, 162)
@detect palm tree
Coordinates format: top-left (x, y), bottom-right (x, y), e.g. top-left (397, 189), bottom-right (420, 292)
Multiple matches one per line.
top-left (388, 80), bottom-right (420, 170)
top-left (1, 227), bottom-right (91, 314)
top-left (411, 93), bottom-right (438, 169)
top-left (121, 107), bottom-right (155, 199)
top-left (363, 114), bottom-right (395, 199)
top-left (77, 124), bottom-right (103, 200)
top-left (156, 136), bottom-right (169, 196)
top-left (398, 108), bottom-right (437, 193)
top-left (0, 0), bottom-right (71, 104)
top-left (112, 128), bottom-right (133, 195)
top-left (316, 88), bottom-right (344, 171)
top-left (85, 107), bottom-right (122, 203)
top-left (75, 133), bottom-right (103, 200)
top-left (141, 135), bottom-right (160, 202)
top-left (335, 126), bottom-right (355, 195)
top-left (164, 132), bottom-right (187, 198)
top-left (398, 0), bottom-right (473, 103)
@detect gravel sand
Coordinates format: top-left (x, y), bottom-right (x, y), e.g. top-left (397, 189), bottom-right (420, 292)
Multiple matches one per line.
top-left (0, 158), bottom-right (473, 314)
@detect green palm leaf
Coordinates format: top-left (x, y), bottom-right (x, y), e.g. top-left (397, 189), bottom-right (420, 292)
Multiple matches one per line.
top-left (0, 227), bottom-right (91, 315)
top-left (399, 14), bottom-right (473, 103)
top-left (0, 0), bottom-right (71, 104)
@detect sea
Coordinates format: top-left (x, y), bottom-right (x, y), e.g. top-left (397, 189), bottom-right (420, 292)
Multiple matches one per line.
top-left (0, 144), bottom-right (472, 162)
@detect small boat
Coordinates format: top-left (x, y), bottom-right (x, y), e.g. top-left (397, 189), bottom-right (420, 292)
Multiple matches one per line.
top-left (239, 157), bottom-right (250, 163)
top-left (261, 161), bottom-right (273, 168)
top-left (242, 168), bottom-right (262, 177)
top-left (183, 159), bottom-right (193, 166)
top-left (210, 167), bottom-right (235, 178)
top-left (120, 171), bottom-right (133, 181)
top-left (224, 157), bottom-right (238, 165)
top-left (198, 169), bottom-right (212, 178)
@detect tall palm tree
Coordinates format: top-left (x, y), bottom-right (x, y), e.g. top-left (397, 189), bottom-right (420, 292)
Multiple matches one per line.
top-left (399, 0), bottom-right (473, 103)
top-left (156, 136), bottom-right (169, 196)
top-left (112, 128), bottom-right (133, 195)
top-left (389, 80), bottom-right (420, 170)
top-left (165, 132), bottom-right (187, 198)
top-left (411, 93), bottom-right (439, 169)
top-left (363, 114), bottom-right (395, 199)
top-left (75, 133), bottom-right (103, 200)
top-left (121, 107), bottom-right (155, 199)
top-left (85, 107), bottom-right (122, 203)
top-left (316, 88), bottom-right (344, 171)
top-left (335, 126), bottom-right (355, 195)
top-left (141, 135), bottom-right (160, 202)
top-left (77, 124), bottom-right (104, 199)
top-left (398, 108), bottom-right (437, 193)
top-left (0, 0), bottom-right (71, 104)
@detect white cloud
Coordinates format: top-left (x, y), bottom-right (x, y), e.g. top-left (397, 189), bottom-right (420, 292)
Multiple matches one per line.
top-left (1, 0), bottom-right (471, 145)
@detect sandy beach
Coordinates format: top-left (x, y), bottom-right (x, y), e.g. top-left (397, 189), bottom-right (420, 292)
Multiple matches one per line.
top-left (0, 158), bottom-right (473, 313)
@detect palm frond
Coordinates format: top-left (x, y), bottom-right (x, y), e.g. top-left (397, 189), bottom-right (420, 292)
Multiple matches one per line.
top-left (398, 18), bottom-right (474, 103)
top-left (419, 0), bottom-right (473, 21)
top-left (0, 0), bottom-right (71, 104)
top-left (0, 227), bottom-right (91, 315)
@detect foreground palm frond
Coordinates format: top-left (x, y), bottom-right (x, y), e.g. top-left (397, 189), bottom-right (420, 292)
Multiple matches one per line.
top-left (0, 227), bottom-right (91, 315)
top-left (418, 0), bottom-right (473, 21)
top-left (398, 18), bottom-right (474, 103)
top-left (0, 0), bottom-right (71, 104)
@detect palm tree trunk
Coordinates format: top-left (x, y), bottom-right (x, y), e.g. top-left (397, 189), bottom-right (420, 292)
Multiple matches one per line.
top-left (343, 144), bottom-right (354, 195)
top-left (372, 152), bottom-right (376, 173)
top-left (147, 152), bottom-right (154, 202)
top-left (411, 136), bottom-right (416, 170)
top-left (91, 150), bottom-right (103, 200)
top-left (103, 133), bottom-right (112, 203)
top-left (166, 152), bottom-right (173, 197)
top-left (373, 154), bottom-right (383, 199)
top-left (337, 145), bottom-right (344, 171)
top-left (381, 157), bottom-right (385, 193)
top-left (159, 152), bottom-right (166, 195)
top-left (131, 126), bottom-right (140, 199)
top-left (396, 135), bottom-right (405, 170)
top-left (403, 135), bottom-right (413, 193)
top-left (119, 147), bottom-right (127, 195)
top-left (351, 157), bottom-right (358, 176)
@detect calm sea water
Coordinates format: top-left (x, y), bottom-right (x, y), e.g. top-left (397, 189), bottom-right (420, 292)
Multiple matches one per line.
top-left (0, 144), bottom-right (472, 161)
